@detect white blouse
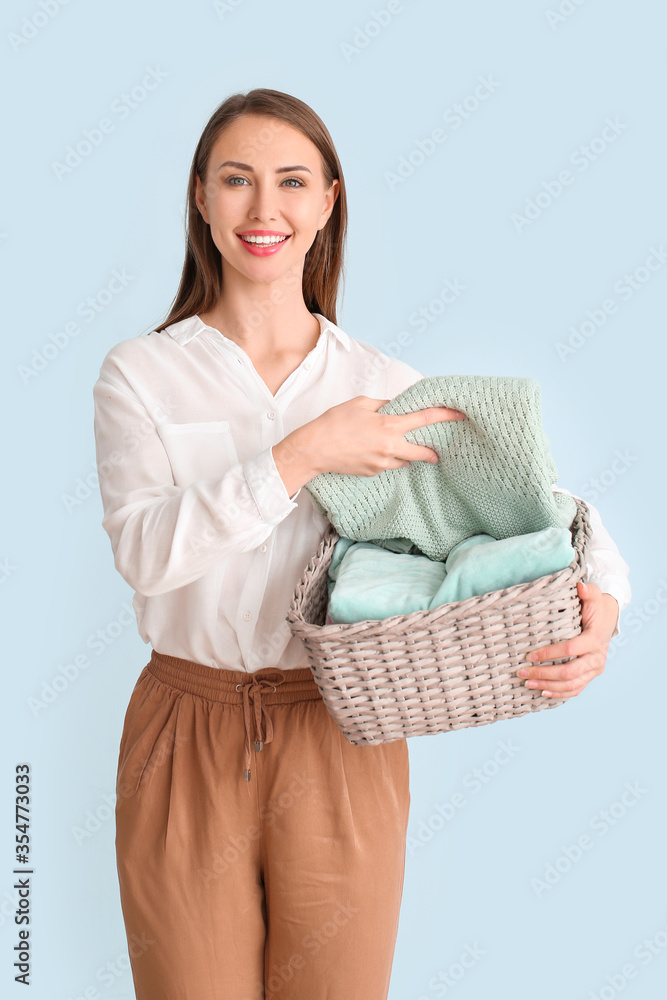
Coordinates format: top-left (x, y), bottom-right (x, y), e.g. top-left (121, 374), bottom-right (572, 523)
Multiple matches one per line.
top-left (92, 311), bottom-right (631, 673)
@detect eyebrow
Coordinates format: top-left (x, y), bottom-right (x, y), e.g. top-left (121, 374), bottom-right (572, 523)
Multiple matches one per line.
top-left (216, 160), bottom-right (313, 175)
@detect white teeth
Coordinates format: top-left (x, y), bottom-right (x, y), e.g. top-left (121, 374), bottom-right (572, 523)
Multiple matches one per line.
top-left (240, 234), bottom-right (288, 244)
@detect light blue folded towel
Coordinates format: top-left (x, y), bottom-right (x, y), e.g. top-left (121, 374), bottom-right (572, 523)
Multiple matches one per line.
top-left (326, 527), bottom-right (576, 624)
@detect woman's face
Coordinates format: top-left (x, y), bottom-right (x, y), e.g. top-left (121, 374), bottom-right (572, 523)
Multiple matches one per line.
top-left (195, 114), bottom-right (339, 286)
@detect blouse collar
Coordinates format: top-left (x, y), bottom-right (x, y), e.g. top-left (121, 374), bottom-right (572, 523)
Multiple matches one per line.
top-left (162, 311), bottom-right (351, 351)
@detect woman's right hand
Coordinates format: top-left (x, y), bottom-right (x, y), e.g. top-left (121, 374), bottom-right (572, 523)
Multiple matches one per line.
top-left (273, 396), bottom-right (467, 497)
top-left (299, 395), bottom-right (467, 477)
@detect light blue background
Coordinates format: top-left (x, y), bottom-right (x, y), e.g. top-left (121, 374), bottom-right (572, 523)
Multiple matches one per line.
top-left (2, 0), bottom-right (665, 997)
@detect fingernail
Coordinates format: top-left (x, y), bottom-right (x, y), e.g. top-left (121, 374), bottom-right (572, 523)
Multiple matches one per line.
top-left (527, 653), bottom-right (538, 662)
top-left (517, 668), bottom-right (529, 677)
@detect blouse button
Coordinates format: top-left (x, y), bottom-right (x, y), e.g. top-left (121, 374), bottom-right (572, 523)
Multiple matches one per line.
top-left (304, 361), bottom-right (312, 370)
top-left (242, 611), bottom-right (252, 621)
top-left (259, 544), bottom-right (267, 553)
top-left (267, 411), bottom-right (276, 420)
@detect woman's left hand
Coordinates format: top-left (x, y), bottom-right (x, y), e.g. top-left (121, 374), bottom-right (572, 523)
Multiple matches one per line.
top-left (517, 581), bottom-right (619, 699)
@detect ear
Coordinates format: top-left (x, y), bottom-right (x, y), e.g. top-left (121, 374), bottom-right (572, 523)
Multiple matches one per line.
top-left (194, 174), bottom-right (210, 224)
top-left (317, 178), bottom-right (340, 232)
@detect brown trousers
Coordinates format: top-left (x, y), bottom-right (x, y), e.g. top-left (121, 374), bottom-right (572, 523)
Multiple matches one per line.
top-left (114, 649), bottom-right (411, 1000)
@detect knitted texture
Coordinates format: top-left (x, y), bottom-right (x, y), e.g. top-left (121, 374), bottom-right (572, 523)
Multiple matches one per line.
top-left (304, 375), bottom-right (577, 561)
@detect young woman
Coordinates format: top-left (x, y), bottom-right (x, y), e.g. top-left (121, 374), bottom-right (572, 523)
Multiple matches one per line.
top-left (93, 88), bottom-right (631, 1000)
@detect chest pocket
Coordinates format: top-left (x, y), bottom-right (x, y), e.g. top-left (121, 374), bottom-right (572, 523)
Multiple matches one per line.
top-left (159, 421), bottom-right (239, 486)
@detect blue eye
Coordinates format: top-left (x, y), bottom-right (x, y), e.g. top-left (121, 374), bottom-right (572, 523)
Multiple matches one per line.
top-left (225, 176), bottom-right (304, 188)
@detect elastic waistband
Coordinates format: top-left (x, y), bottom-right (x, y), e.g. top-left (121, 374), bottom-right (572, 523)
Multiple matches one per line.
top-left (147, 649), bottom-right (322, 707)
top-left (148, 649), bottom-right (323, 782)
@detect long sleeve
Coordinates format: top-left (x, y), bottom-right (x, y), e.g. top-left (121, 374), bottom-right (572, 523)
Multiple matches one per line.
top-left (552, 486), bottom-right (631, 638)
top-left (93, 373), bottom-right (300, 597)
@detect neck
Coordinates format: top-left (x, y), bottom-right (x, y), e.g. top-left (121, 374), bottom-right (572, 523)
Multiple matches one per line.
top-left (200, 263), bottom-right (319, 355)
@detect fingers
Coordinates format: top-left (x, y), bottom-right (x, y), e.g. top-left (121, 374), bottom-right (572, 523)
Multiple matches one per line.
top-left (380, 406), bottom-right (465, 432)
top-left (389, 408), bottom-right (467, 466)
top-left (402, 406), bottom-right (467, 427)
top-left (578, 580), bottom-right (604, 601)
top-left (365, 400), bottom-right (467, 427)
top-left (362, 395), bottom-right (466, 422)
top-left (523, 631), bottom-right (595, 664)
top-left (523, 667), bottom-right (600, 699)
top-left (524, 636), bottom-right (609, 672)
top-left (430, 406), bottom-right (467, 421)
top-left (519, 650), bottom-right (603, 682)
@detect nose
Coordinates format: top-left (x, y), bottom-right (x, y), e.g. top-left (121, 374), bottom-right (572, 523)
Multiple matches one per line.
top-left (248, 178), bottom-right (280, 224)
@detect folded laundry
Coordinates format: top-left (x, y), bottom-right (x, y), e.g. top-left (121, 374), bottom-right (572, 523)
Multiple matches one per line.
top-left (305, 375), bottom-right (577, 561)
top-left (326, 526), bottom-right (576, 624)
top-left (327, 541), bottom-right (446, 622)
top-left (430, 525), bottom-right (575, 606)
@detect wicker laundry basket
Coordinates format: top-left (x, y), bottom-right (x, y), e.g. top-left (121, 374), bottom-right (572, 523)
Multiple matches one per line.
top-left (286, 497), bottom-right (592, 746)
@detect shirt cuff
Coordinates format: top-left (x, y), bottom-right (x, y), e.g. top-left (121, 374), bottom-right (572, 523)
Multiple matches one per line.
top-left (243, 447), bottom-right (300, 525)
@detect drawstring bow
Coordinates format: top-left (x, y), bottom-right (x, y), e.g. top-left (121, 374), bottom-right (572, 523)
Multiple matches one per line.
top-left (236, 672), bottom-right (286, 781)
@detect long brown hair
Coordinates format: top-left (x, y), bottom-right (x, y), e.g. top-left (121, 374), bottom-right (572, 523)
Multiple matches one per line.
top-left (153, 88), bottom-right (347, 333)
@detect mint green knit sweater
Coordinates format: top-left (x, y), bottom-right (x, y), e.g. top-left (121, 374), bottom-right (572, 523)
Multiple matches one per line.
top-left (304, 375), bottom-right (577, 561)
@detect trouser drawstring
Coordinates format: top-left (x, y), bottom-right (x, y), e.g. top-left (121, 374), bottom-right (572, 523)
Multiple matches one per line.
top-left (236, 672), bottom-right (286, 781)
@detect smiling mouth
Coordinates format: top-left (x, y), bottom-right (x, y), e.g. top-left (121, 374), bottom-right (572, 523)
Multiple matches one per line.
top-left (238, 234), bottom-right (291, 245)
